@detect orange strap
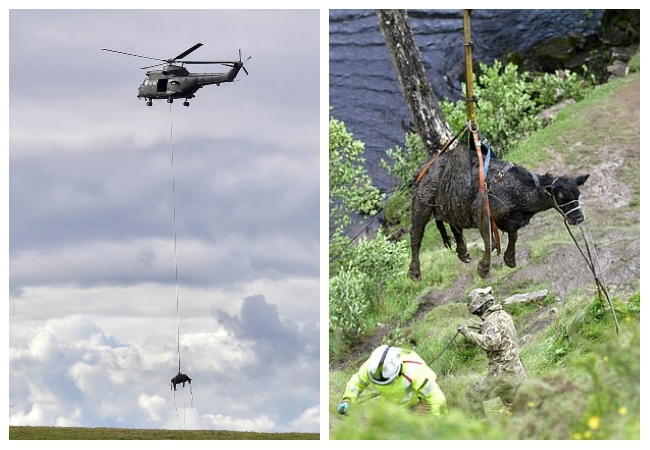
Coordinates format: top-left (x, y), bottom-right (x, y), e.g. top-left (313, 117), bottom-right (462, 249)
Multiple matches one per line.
top-left (414, 125), bottom-right (467, 184)
top-left (414, 149), bottom-right (444, 185)
top-left (472, 130), bottom-right (500, 254)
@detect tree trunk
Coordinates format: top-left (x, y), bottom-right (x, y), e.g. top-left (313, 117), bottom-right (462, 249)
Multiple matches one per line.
top-left (376, 9), bottom-right (454, 156)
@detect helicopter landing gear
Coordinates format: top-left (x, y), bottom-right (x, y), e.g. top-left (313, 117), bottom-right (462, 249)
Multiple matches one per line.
top-left (183, 101), bottom-right (190, 107)
top-left (167, 98), bottom-right (173, 104)
top-left (146, 100), bottom-right (152, 107)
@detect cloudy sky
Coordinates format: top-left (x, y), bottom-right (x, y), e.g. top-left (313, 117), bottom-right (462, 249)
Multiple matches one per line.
top-left (7, 8), bottom-right (321, 433)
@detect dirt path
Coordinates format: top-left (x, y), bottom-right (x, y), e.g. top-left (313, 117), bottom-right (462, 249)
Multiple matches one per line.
top-left (504, 75), bottom-right (640, 302)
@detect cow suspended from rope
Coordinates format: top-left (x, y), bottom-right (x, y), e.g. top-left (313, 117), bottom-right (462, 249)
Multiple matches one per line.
top-left (409, 143), bottom-right (589, 280)
top-left (171, 372), bottom-right (192, 391)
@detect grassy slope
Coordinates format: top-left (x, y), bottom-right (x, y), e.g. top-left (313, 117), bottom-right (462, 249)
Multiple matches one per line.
top-left (329, 68), bottom-right (640, 439)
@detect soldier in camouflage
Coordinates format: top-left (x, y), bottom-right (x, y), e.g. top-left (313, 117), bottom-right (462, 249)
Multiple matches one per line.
top-left (457, 286), bottom-right (527, 418)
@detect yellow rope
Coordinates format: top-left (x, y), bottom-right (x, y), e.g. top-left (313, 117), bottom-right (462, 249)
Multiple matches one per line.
top-left (463, 10), bottom-right (477, 129)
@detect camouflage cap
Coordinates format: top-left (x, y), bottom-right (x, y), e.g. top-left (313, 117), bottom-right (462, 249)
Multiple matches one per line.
top-left (468, 286), bottom-right (495, 314)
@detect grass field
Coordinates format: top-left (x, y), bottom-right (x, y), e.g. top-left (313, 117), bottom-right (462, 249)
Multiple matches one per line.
top-left (9, 426), bottom-right (320, 440)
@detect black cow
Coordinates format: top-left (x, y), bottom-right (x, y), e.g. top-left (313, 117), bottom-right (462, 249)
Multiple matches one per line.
top-left (171, 372), bottom-right (192, 391)
top-left (409, 145), bottom-right (589, 280)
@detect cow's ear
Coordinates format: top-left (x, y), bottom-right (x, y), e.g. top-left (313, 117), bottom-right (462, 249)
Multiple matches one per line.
top-left (576, 174), bottom-right (590, 186)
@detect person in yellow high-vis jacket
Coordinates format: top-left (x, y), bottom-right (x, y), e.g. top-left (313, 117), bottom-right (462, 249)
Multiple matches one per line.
top-left (337, 345), bottom-right (448, 417)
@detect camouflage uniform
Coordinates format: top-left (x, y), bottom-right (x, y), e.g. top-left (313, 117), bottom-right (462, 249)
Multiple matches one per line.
top-left (461, 302), bottom-right (527, 417)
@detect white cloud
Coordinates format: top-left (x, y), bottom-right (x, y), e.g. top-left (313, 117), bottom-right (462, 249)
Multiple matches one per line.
top-left (290, 405), bottom-right (320, 433)
top-left (27, 330), bottom-right (59, 361)
top-left (9, 294), bottom-right (318, 431)
top-left (202, 413), bottom-right (276, 433)
top-left (138, 393), bottom-right (167, 422)
top-left (9, 402), bottom-right (81, 428)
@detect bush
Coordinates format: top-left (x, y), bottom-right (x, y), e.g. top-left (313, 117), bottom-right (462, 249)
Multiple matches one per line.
top-left (380, 132), bottom-right (429, 190)
top-left (528, 66), bottom-right (596, 109)
top-left (329, 110), bottom-right (384, 234)
top-left (440, 60), bottom-right (595, 156)
top-left (329, 109), bottom-right (386, 267)
top-left (329, 232), bottom-right (409, 352)
top-left (329, 264), bottom-right (371, 350)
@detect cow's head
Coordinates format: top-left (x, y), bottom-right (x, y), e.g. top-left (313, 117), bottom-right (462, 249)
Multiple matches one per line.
top-left (544, 174), bottom-right (589, 225)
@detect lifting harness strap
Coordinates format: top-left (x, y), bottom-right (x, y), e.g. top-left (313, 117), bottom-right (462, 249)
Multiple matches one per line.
top-left (414, 124), bottom-right (468, 185)
top-left (472, 129), bottom-right (500, 255)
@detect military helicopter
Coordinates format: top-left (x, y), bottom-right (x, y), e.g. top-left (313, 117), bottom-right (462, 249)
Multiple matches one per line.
top-left (101, 43), bottom-right (250, 106)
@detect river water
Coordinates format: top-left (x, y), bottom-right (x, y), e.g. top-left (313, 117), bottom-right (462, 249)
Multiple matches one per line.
top-left (329, 9), bottom-right (604, 192)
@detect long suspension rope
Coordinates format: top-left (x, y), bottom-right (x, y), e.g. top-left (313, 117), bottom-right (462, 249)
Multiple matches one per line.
top-left (169, 103), bottom-right (181, 374)
top-left (169, 103), bottom-right (186, 431)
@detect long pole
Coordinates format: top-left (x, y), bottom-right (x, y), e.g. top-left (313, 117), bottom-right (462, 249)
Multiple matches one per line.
top-left (463, 9), bottom-right (477, 129)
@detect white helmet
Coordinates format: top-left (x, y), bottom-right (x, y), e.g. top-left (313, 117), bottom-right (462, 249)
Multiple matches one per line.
top-left (367, 345), bottom-right (401, 385)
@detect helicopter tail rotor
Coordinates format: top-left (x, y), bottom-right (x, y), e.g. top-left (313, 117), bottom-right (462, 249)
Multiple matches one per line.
top-left (221, 49), bottom-right (251, 75)
top-left (239, 49), bottom-right (251, 75)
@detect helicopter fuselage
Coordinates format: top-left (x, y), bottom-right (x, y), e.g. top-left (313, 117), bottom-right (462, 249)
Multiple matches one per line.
top-left (137, 64), bottom-right (242, 101)
top-left (102, 44), bottom-right (249, 106)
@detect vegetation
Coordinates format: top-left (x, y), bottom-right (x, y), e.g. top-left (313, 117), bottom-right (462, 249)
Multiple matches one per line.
top-left (329, 111), bottom-right (419, 356)
top-left (330, 231), bottom-right (410, 352)
top-left (9, 426), bottom-right (319, 440)
top-left (440, 60), bottom-right (596, 156)
top-left (380, 131), bottom-right (429, 190)
top-left (329, 54), bottom-right (639, 439)
top-left (329, 110), bottom-right (384, 265)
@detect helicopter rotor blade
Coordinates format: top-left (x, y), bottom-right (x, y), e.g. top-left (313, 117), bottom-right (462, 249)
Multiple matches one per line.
top-left (172, 43), bottom-right (203, 62)
top-left (141, 63), bottom-right (165, 70)
top-left (103, 46), bottom-right (251, 75)
top-left (178, 60), bottom-right (237, 65)
top-left (101, 48), bottom-right (164, 62)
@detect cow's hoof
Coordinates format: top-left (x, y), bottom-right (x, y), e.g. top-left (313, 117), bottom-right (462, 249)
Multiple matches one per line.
top-left (408, 270), bottom-right (421, 282)
top-left (458, 252), bottom-right (471, 263)
top-left (477, 263), bottom-right (490, 279)
top-left (504, 253), bottom-right (516, 268)
top-left (408, 262), bottom-right (422, 282)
